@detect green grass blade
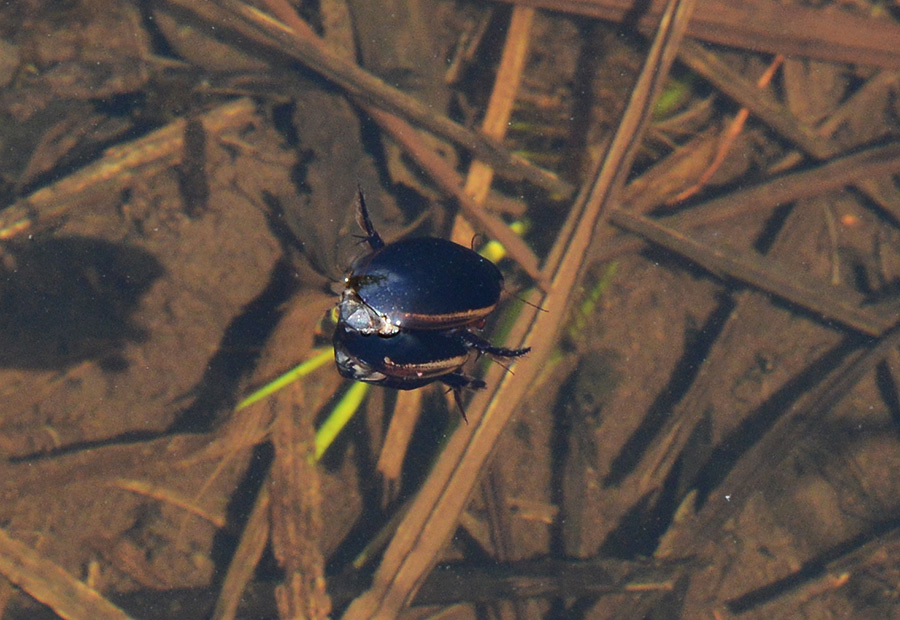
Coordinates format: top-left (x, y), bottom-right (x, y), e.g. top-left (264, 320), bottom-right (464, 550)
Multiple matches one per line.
top-left (235, 348), bottom-right (333, 411)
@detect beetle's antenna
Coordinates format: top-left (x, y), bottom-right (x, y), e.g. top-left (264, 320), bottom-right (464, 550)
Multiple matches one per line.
top-left (504, 288), bottom-right (548, 313)
top-left (354, 186), bottom-right (385, 251)
top-left (490, 356), bottom-right (518, 375)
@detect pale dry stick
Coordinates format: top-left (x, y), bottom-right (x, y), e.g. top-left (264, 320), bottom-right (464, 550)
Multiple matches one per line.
top-left (376, 389), bottom-right (424, 491)
top-left (0, 527), bottom-right (134, 620)
top-left (341, 1), bottom-right (698, 617)
top-left (451, 7), bottom-right (536, 244)
top-left (110, 479), bottom-right (226, 528)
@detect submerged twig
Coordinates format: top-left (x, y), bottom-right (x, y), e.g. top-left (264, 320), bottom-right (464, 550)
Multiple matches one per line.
top-left (412, 557), bottom-right (685, 605)
top-left (609, 208), bottom-right (895, 336)
top-left (0, 527), bottom-right (135, 620)
top-left (0, 99), bottom-right (257, 239)
top-left (497, 0), bottom-right (900, 70)
top-left (211, 486), bottom-right (270, 620)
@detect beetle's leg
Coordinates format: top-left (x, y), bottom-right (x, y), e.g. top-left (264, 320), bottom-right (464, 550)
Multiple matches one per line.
top-left (354, 188), bottom-right (385, 251)
top-left (455, 329), bottom-right (531, 358)
top-left (440, 372), bottom-right (486, 423)
top-left (440, 371), bottom-right (486, 391)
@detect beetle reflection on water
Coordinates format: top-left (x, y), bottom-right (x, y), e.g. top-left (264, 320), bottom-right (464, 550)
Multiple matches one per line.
top-left (334, 190), bottom-right (530, 415)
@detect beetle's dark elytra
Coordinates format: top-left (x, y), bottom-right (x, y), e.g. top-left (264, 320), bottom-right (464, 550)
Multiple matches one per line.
top-left (333, 325), bottom-right (480, 391)
top-left (346, 237), bottom-right (503, 331)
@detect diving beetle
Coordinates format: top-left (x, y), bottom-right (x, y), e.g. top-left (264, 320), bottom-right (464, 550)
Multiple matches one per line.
top-left (333, 190), bottom-right (530, 413)
top-left (339, 191), bottom-right (508, 336)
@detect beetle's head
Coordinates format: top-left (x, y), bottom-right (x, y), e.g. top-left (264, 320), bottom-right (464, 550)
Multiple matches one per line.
top-left (338, 289), bottom-right (400, 336)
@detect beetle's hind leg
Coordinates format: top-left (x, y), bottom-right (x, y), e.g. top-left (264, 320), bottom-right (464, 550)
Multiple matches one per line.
top-left (440, 371), bottom-right (486, 391)
top-left (455, 329), bottom-right (531, 358)
top-left (440, 372), bottom-right (486, 423)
